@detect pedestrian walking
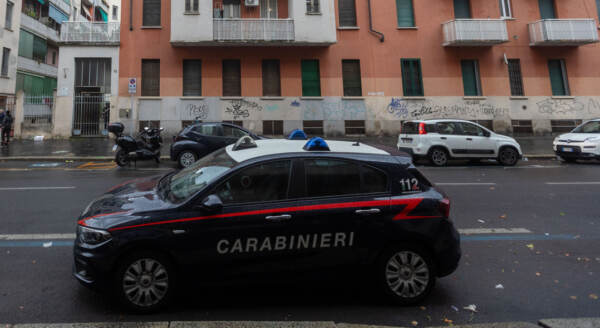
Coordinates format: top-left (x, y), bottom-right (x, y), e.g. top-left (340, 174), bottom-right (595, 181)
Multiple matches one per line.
top-left (0, 109), bottom-right (5, 144)
top-left (1, 110), bottom-right (13, 146)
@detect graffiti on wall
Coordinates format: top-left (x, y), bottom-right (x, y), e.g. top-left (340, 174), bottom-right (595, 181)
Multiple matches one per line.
top-left (537, 98), bottom-right (600, 115)
top-left (385, 98), bottom-right (509, 120)
top-left (225, 99), bottom-right (263, 119)
top-left (303, 100), bottom-right (366, 120)
top-left (185, 103), bottom-right (209, 121)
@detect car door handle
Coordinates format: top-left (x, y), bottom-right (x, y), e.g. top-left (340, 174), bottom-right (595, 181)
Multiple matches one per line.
top-left (440, 137), bottom-right (447, 140)
top-left (466, 138), bottom-right (473, 141)
top-left (355, 208), bottom-right (381, 215)
top-left (265, 214), bottom-right (292, 221)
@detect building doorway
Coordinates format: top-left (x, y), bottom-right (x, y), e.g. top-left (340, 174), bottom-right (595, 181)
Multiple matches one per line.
top-left (73, 58), bottom-right (111, 136)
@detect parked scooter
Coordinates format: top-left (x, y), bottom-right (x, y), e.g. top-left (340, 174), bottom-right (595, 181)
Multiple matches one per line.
top-left (108, 122), bottom-right (163, 167)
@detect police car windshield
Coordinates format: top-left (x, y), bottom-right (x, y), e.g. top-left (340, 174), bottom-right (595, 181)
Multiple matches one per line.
top-left (166, 148), bottom-right (238, 203)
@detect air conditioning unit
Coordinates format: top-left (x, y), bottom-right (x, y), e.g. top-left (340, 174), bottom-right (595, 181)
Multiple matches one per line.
top-left (245, 0), bottom-right (259, 7)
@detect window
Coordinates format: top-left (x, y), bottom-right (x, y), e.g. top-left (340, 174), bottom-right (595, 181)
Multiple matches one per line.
top-left (112, 5), bottom-right (118, 20)
top-left (260, 0), bottom-right (278, 18)
top-left (345, 120), bottom-right (366, 135)
top-left (338, 0), bottom-right (357, 27)
top-left (301, 60), bottom-right (321, 97)
top-left (511, 120), bottom-right (533, 135)
top-left (223, 0), bottom-right (241, 18)
top-left (262, 60), bottom-right (281, 97)
top-left (473, 120), bottom-right (493, 131)
top-left (342, 60), bottom-right (362, 97)
top-left (573, 121), bottom-right (600, 133)
top-left (304, 159), bottom-right (388, 197)
top-left (223, 125), bottom-right (248, 138)
top-left (436, 122), bottom-right (462, 135)
top-left (51, 51), bottom-right (56, 65)
top-left (193, 124), bottom-right (219, 136)
top-left (454, 0), bottom-right (472, 18)
top-left (18, 30), bottom-right (46, 62)
top-left (222, 120), bottom-right (243, 127)
top-left (499, 0), bottom-right (512, 18)
top-left (263, 120), bottom-right (284, 135)
top-left (538, 0), bottom-right (556, 19)
top-left (183, 60), bottom-right (202, 96)
top-left (460, 122), bottom-right (486, 137)
top-left (508, 59), bottom-right (524, 96)
top-left (401, 59), bottom-right (424, 97)
top-left (306, 0), bottom-right (320, 14)
top-left (396, 0), bottom-right (415, 27)
top-left (304, 120), bottom-right (324, 136)
top-left (185, 0), bottom-right (198, 13)
top-left (461, 60), bottom-right (482, 96)
top-left (5, 1), bottom-right (13, 29)
top-left (223, 60), bottom-right (241, 97)
top-left (1, 48), bottom-right (9, 77)
top-left (141, 59), bottom-right (160, 96)
top-left (215, 161), bottom-right (291, 204)
top-left (551, 120), bottom-right (582, 133)
top-left (143, 0), bottom-right (161, 26)
top-left (548, 59), bottom-right (570, 96)
top-left (597, 0), bottom-right (600, 22)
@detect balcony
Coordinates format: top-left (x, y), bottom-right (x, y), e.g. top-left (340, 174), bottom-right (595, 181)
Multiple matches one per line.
top-left (528, 19), bottom-right (599, 46)
top-left (49, 0), bottom-right (71, 17)
top-left (60, 22), bottom-right (120, 45)
top-left (17, 56), bottom-right (58, 78)
top-left (20, 14), bottom-right (60, 43)
top-left (213, 19), bottom-right (295, 43)
top-left (442, 19), bottom-right (508, 46)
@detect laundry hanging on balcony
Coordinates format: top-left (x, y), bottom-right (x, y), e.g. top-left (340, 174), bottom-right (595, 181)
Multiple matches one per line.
top-left (36, 0), bottom-right (45, 5)
top-left (97, 7), bottom-right (108, 22)
top-left (49, 4), bottom-right (69, 24)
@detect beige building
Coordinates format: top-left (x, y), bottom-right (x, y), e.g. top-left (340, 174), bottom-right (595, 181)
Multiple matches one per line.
top-left (0, 0), bottom-right (21, 111)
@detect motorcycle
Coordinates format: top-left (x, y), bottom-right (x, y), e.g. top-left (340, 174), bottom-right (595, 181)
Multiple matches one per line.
top-left (108, 122), bottom-right (164, 167)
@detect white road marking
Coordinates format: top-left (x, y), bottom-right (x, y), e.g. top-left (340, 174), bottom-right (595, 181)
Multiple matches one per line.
top-left (458, 228), bottom-right (532, 235)
top-left (0, 186), bottom-right (76, 191)
top-left (0, 233), bottom-right (76, 240)
top-left (435, 182), bottom-right (497, 186)
top-left (545, 182), bottom-right (600, 185)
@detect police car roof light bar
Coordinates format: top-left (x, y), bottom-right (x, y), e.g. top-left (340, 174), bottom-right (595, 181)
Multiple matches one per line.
top-left (288, 129), bottom-right (308, 140)
top-left (232, 136), bottom-right (258, 151)
top-left (303, 137), bottom-right (330, 151)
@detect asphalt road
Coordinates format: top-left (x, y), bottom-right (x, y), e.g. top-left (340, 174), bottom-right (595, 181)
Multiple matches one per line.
top-left (0, 159), bottom-right (599, 326)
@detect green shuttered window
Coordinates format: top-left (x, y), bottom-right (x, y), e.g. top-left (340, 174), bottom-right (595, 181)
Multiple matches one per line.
top-left (401, 59), bottom-right (424, 97)
top-left (342, 60), bottom-right (362, 97)
top-left (538, 0), bottom-right (556, 19)
top-left (454, 0), bottom-right (471, 18)
top-left (548, 59), bottom-right (570, 96)
top-left (396, 0), bottom-right (415, 27)
top-left (18, 29), bottom-right (46, 62)
top-left (301, 60), bottom-right (321, 97)
top-left (183, 60), bottom-right (202, 96)
top-left (461, 60), bottom-right (482, 96)
top-left (16, 72), bottom-right (56, 95)
top-left (338, 0), bottom-right (357, 27)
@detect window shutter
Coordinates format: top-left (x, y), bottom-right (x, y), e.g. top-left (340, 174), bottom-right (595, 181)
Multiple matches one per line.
top-left (396, 0), bottom-right (415, 27)
top-left (143, 0), bottom-right (161, 26)
top-left (597, 0), bottom-right (600, 21)
top-left (223, 60), bottom-right (241, 97)
top-left (401, 59), bottom-right (424, 97)
top-left (461, 60), bottom-right (481, 96)
top-left (342, 60), bottom-right (362, 97)
top-left (538, 0), bottom-right (556, 19)
top-left (262, 60), bottom-right (281, 97)
top-left (301, 60), bottom-right (321, 97)
top-left (19, 29), bottom-right (34, 59)
top-left (1, 48), bottom-right (10, 76)
top-left (508, 59), bottom-right (524, 96)
top-left (453, 0), bottom-right (471, 18)
top-left (142, 59), bottom-right (160, 96)
top-left (5, 1), bottom-right (13, 28)
top-left (185, 0), bottom-right (190, 12)
top-left (548, 60), bottom-right (567, 96)
top-left (183, 60), bottom-right (202, 96)
top-left (338, 0), bottom-right (357, 27)
top-left (32, 36), bottom-right (47, 62)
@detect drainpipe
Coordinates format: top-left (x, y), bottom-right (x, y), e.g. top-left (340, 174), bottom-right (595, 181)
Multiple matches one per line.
top-left (367, 0), bottom-right (384, 42)
top-left (129, 0), bottom-right (133, 30)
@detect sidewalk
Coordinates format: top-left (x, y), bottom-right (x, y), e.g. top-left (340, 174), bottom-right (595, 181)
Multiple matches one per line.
top-left (0, 136), bottom-right (556, 160)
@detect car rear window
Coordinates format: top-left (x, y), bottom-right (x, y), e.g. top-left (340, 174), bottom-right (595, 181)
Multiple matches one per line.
top-left (304, 159), bottom-right (388, 197)
top-left (401, 122), bottom-right (419, 135)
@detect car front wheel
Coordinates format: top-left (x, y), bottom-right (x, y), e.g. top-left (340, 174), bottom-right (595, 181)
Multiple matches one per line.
top-left (498, 147), bottom-right (519, 166)
top-left (178, 151), bottom-right (198, 168)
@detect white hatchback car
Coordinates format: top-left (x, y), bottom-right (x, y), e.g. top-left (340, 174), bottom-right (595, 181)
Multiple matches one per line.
top-left (553, 119), bottom-right (600, 162)
top-left (397, 119), bottom-right (523, 166)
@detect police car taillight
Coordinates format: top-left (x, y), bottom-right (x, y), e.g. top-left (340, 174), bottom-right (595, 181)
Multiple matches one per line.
top-left (303, 137), bottom-right (330, 151)
top-left (418, 122), bottom-right (427, 135)
top-left (439, 198), bottom-right (451, 219)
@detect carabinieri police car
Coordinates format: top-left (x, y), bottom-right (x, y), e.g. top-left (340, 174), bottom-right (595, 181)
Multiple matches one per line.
top-left (74, 133), bottom-right (461, 312)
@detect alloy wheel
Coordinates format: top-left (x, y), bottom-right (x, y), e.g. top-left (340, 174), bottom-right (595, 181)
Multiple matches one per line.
top-left (385, 251), bottom-right (430, 298)
top-left (122, 258), bottom-right (169, 308)
top-left (179, 152), bottom-right (196, 168)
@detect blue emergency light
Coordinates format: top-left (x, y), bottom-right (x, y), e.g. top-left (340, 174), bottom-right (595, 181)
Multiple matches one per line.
top-left (303, 137), bottom-right (330, 151)
top-left (288, 129), bottom-right (308, 140)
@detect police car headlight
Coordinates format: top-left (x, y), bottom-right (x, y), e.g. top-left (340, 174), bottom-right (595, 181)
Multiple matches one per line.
top-left (77, 226), bottom-right (112, 245)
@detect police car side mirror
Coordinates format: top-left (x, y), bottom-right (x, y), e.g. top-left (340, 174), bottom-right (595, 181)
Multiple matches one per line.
top-left (200, 194), bottom-right (223, 212)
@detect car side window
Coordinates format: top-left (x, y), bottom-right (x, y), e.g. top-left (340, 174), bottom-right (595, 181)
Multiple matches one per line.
top-left (460, 123), bottom-right (485, 137)
top-left (223, 125), bottom-right (248, 138)
top-left (194, 124), bottom-right (220, 136)
top-left (436, 122), bottom-right (461, 135)
top-left (305, 159), bottom-right (361, 197)
top-left (361, 165), bottom-right (388, 194)
top-left (214, 160), bottom-right (291, 204)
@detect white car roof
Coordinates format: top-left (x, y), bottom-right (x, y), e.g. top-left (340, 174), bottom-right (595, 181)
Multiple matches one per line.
top-left (407, 119), bottom-right (483, 124)
top-left (225, 139), bottom-right (390, 163)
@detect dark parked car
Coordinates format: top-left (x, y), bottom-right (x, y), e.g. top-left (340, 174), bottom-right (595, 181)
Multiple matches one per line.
top-left (170, 122), bottom-right (261, 168)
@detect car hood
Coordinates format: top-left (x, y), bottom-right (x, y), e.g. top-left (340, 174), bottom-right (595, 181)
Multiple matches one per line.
top-left (556, 133), bottom-right (600, 143)
top-left (78, 175), bottom-right (176, 229)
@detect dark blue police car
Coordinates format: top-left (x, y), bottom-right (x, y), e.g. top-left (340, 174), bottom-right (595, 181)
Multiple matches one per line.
top-left (74, 136), bottom-right (460, 312)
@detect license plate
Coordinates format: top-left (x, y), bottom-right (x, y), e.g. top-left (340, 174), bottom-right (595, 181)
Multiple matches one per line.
top-left (112, 145), bottom-right (118, 152)
top-left (562, 147), bottom-right (573, 152)
top-left (401, 138), bottom-right (413, 143)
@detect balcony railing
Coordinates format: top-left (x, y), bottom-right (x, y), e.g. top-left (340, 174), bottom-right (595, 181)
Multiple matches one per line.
top-left (60, 22), bottom-right (120, 44)
top-left (442, 19), bottom-right (508, 46)
top-left (213, 19), bottom-right (295, 43)
top-left (17, 56), bottom-right (58, 78)
top-left (20, 14), bottom-right (60, 43)
top-left (529, 19), bottom-right (599, 46)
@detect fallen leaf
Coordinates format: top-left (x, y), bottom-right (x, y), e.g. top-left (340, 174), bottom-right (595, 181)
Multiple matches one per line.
top-left (419, 306), bottom-right (426, 311)
top-left (536, 251), bottom-right (541, 255)
top-left (31, 260), bottom-right (36, 264)
top-left (489, 187), bottom-right (495, 190)
top-left (536, 272), bottom-right (541, 277)
top-left (500, 214), bottom-right (507, 219)
top-left (565, 253), bottom-right (570, 257)
top-left (411, 321), bottom-right (418, 326)
top-left (560, 212), bottom-right (566, 216)
top-left (570, 296), bottom-right (577, 300)
top-left (590, 294), bottom-right (599, 300)
top-left (526, 244), bottom-right (534, 250)
top-left (443, 318), bottom-right (453, 324)
top-left (19, 306), bottom-right (24, 310)
top-left (554, 280), bottom-right (559, 284)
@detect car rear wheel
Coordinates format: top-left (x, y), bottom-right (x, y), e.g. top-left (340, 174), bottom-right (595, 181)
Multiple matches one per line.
top-left (115, 251), bottom-right (174, 313)
top-left (429, 148), bottom-right (449, 166)
top-left (377, 245), bottom-right (436, 305)
top-left (498, 147), bottom-right (519, 166)
top-left (178, 151), bottom-right (197, 168)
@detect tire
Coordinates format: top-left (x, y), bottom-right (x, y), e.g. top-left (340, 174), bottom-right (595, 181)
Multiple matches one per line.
top-left (429, 148), bottom-right (449, 167)
top-left (376, 244), bottom-right (436, 305)
top-left (498, 147), bottom-right (519, 166)
top-left (115, 149), bottom-right (129, 167)
top-left (177, 150), bottom-right (198, 168)
top-left (114, 251), bottom-right (175, 313)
